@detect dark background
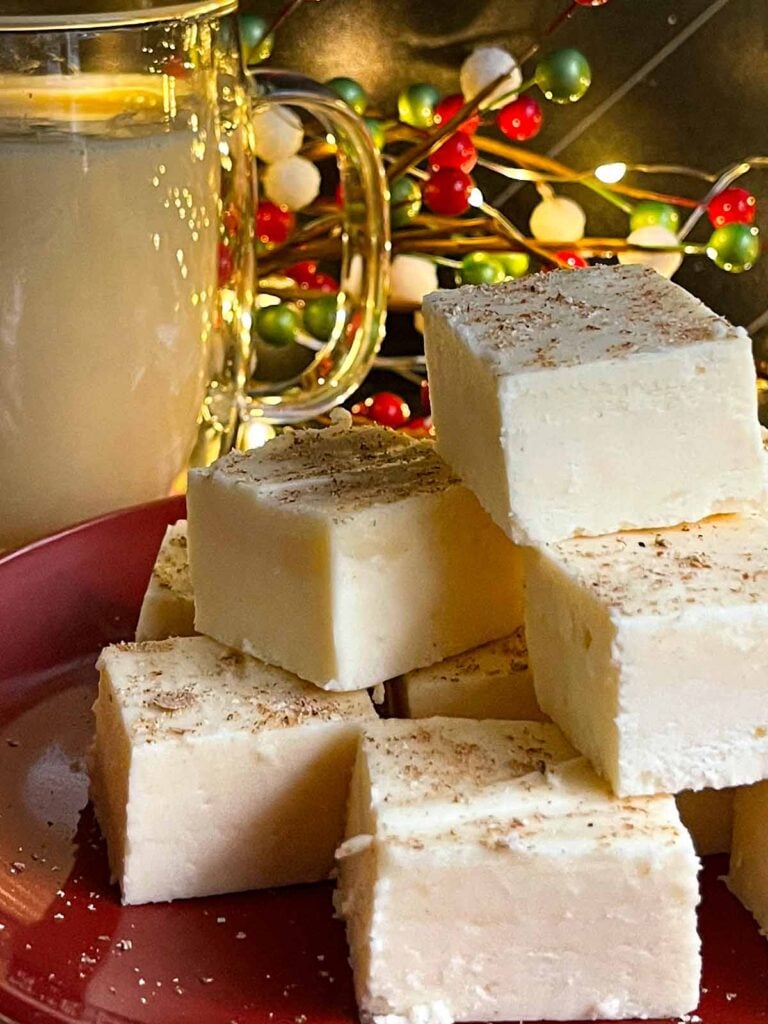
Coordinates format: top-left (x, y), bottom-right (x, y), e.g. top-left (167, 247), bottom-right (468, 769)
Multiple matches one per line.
top-left (247, 0), bottom-right (768, 368)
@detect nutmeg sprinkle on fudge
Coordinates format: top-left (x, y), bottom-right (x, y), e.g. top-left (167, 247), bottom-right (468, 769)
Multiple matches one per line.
top-left (90, 636), bottom-right (375, 905)
top-left (336, 717), bottom-right (701, 1024)
top-left (525, 511), bottom-right (768, 797)
top-left (423, 264), bottom-right (765, 545)
top-left (135, 520), bottom-right (196, 641)
top-left (187, 422), bottom-right (524, 692)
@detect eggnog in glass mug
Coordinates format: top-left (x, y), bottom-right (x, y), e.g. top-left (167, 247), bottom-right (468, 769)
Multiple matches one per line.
top-left (0, 0), bottom-right (388, 549)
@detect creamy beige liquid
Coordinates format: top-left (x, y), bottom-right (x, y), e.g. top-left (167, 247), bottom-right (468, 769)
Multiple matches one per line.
top-left (0, 115), bottom-right (220, 547)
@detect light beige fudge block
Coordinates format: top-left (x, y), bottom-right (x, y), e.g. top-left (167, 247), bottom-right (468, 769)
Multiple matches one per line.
top-left (389, 633), bottom-right (730, 854)
top-left (423, 265), bottom-right (765, 545)
top-left (135, 520), bottom-right (196, 641)
top-left (676, 787), bottom-right (735, 856)
top-left (336, 718), bottom-right (701, 1024)
top-left (188, 423), bottom-right (524, 692)
top-left (526, 513), bottom-right (768, 797)
top-left (389, 627), bottom-right (547, 722)
top-left (728, 779), bottom-right (768, 935)
top-left (90, 635), bottom-right (375, 905)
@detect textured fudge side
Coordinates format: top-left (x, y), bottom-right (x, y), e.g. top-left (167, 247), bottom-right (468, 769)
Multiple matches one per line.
top-left (135, 520), bottom-right (196, 641)
top-left (389, 627), bottom-right (546, 721)
top-left (90, 636), bottom-right (375, 904)
top-left (728, 779), bottom-right (768, 935)
top-left (188, 424), bottom-right (524, 691)
top-left (423, 265), bottom-right (764, 545)
top-left (336, 718), bottom-right (701, 1024)
top-left (525, 513), bottom-right (768, 796)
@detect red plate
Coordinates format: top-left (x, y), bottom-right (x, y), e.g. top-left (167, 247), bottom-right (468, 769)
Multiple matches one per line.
top-left (0, 498), bottom-right (766, 1024)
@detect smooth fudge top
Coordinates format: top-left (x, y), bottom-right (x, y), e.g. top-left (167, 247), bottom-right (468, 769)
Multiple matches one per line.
top-left (548, 512), bottom-right (768, 618)
top-left (402, 626), bottom-right (528, 684)
top-left (423, 264), bottom-right (747, 376)
top-left (97, 636), bottom-right (374, 744)
top-left (152, 520), bottom-right (193, 600)
top-left (353, 718), bottom-right (686, 851)
top-left (192, 423), bottom-right (461, 516)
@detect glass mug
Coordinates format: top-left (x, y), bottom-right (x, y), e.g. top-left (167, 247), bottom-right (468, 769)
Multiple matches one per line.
top-left (0, 1), bottom-right (388, 549)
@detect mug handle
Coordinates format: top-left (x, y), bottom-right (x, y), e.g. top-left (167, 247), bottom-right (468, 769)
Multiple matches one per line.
top-left (244, 68), bottom-right (390, 424)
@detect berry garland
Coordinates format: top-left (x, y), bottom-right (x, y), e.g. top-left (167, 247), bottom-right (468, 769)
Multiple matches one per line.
top-left (239, 0), bottom-right (765, 432)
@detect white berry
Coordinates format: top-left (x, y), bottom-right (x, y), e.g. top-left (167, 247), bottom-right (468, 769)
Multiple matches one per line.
top-left (252, 105), bottom-right (304, 163)
top-left (389, 255), bottom-right (439, 306)
top-left (619, 226), bottom-right (682, 279)
top-left (262, 156), bottom-right (321, 211)
top-left (460, 47), bottom-right (522, 109)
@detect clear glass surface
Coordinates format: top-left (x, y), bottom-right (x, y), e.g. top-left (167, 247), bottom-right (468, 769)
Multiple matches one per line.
top-left (0, 8), bottom-right (388, 548)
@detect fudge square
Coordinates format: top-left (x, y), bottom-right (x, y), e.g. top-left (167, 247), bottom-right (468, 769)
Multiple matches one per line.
top-left (336, 718), bottom-right (701, 1024)
top-left (389, 631), bottom-right (732, 853)
top-left (728, 779), bottom-right (768, 936)
top-left (187, 422), bottom-right (524, 692)
top-left (90, 636), bottom-right (375, 904)
top-left (389, 627), bottom-right (546, 722)
top-left (423, 264), bottom-right (765, 545)
top-left (526, 512), bottom-right (768, 797)
top-left (135, 520), bottom-right (196, 642)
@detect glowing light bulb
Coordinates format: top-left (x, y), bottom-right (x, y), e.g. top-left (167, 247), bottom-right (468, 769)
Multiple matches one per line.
top-left (595, 161), bottom-right (627, 184)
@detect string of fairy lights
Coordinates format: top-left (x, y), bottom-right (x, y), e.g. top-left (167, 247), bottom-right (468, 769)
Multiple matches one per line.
top-left (233, 0), bottom-right (766, 430)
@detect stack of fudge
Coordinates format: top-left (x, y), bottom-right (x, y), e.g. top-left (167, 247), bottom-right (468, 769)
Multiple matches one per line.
top-left (91, 264), bottom-right (768, 1024)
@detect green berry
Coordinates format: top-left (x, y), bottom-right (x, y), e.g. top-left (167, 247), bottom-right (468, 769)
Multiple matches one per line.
top-left (256, 303), bottom-right (301, 347)
top-left (496, 252), bottom-right (531, 279)
top-left (536, 48), bottom-right (591, 104)
top-left (629, 202), bottom-right (680, 234)
top-left (303, 296), bottom-right (338, 341)
top-left (707, 223), bottom-right (761, 273)
top-left (390, 175), bottom-right (423, 228)
top-left (239, 15), bottom-right (274, 65)
top-left (364, 118), bottom-right (386, 150)
top-left (398, 83), bottom-right (441, 128)
top-left (459, 252), bottom-right (506, 285)
top-left (326, 77), bottom-right (368, 115)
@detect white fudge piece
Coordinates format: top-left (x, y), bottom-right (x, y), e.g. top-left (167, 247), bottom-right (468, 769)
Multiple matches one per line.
top-left (676, 787), bottom-right (735, 856)
top-left (728, 780), bottom-right (768, 935)
top-left (526, 513), bottom-right (768, 796)
top-left (390, 632), bottom-right (730, 853)
top-left (135, 520), bottom-right (195, 641)
top-left (389, 627), bottom-right (547, 722)
top-left (188, 424), bottom-right (524, 692)
top-left (423, 265), bottom-right (764, 545)
top-left (336, 718), bottom-right (701, 1024)
top-left (90, 635), bottom-right (375, 904)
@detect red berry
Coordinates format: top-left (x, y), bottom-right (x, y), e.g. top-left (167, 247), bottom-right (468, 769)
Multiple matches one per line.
top-left (707, 187), bottom-right (757, 229)
top-left (354, 391), bottom-right (411, 428)
top-left (284, 261), bottom-right (339, 293)
top-left (433, 93), bottom-right (481, 135)
top-left (218, 242), bottom-right (234, 284)
top-left (285, 260), bottom-right (318, 285)
top-left (496, 96), bottom-right (543, 142)
top-left (163, 56), bottom-right (189, 78)
top-left (313, 272), bottom-right (339, 293)
top-left (255, 201), bottom-right (295, 247)
top-left (553, 251), bottom-right (588, 269)
top-left (423, 168), bottom-right (474, 216)
top-left (406, 415), bottom-right (435, 436)
top-left (429, 132), bottom-right (478, 174)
